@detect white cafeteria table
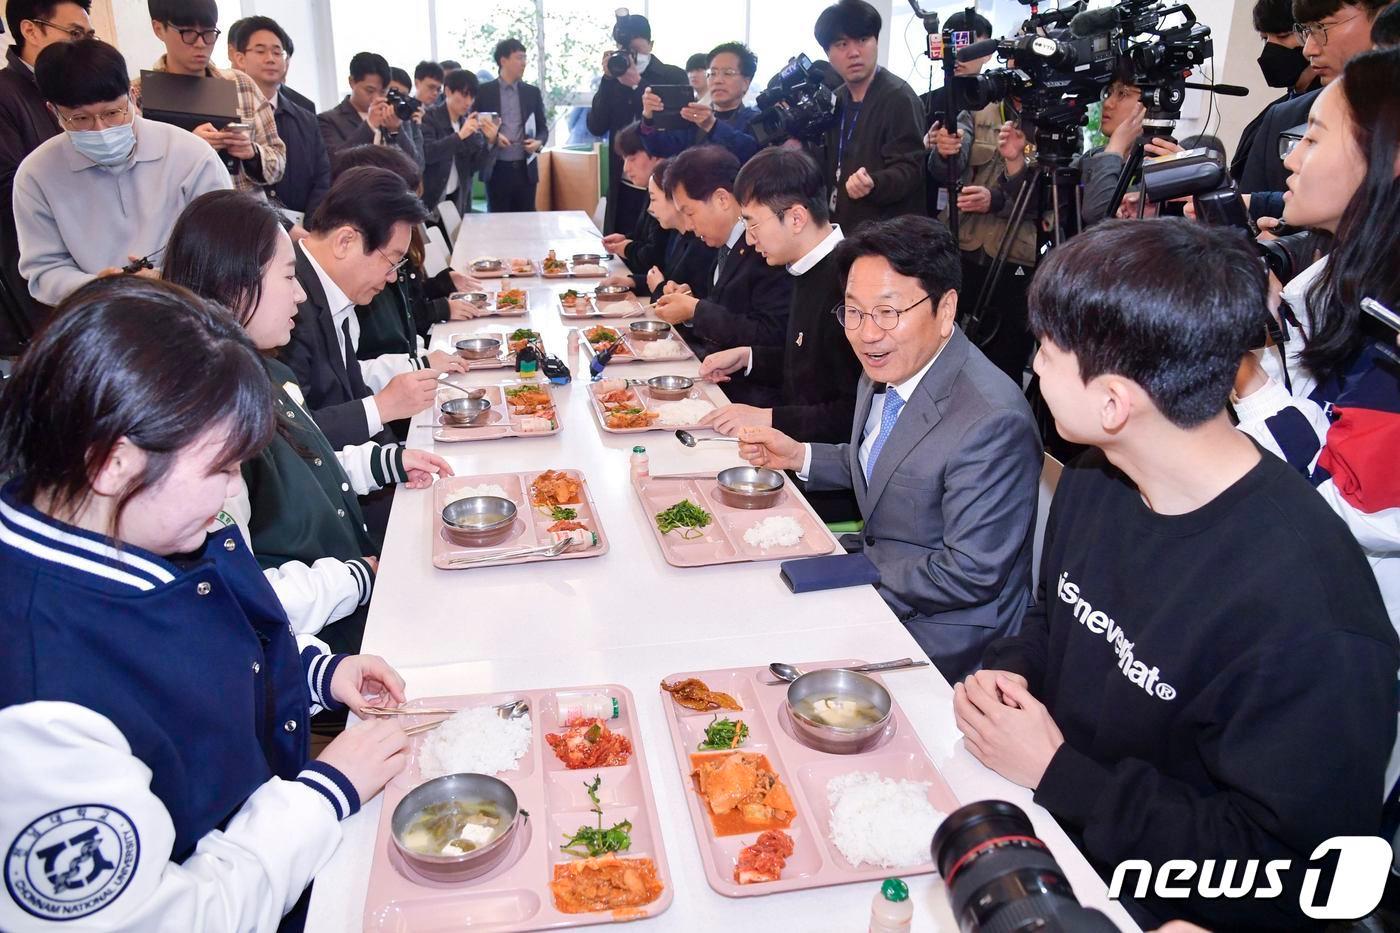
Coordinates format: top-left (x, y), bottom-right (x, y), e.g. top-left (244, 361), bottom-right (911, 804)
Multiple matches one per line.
top-left (304, 212), bottom-right (1139, 933)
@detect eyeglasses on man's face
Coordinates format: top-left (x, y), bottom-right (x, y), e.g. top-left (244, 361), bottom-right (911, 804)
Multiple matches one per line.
top-left (376, 248), bottom-right (408, 274)
top-left (830, 294), bottom-right (932, 331)
top-left (245, 44), bottom-right (286, 59)
top-left (1293, 13), bottom-right (1361, 46)
top-left (741, 209), bottom-right (785, 233)
top-left (57, 103), bottom-right (131, 131)
top-left (165, 22), bottom-right (221, 46)
top-left (30, 19), bottom-right (97, 41)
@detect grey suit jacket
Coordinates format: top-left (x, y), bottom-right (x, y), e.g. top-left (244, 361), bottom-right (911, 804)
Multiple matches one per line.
top-left (806, 328), bottom-right (1042, 679)
top-left (317, 97), bottom-right (424, 171)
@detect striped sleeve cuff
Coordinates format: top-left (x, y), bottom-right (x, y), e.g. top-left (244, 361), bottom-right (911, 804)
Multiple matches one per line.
top-left (345, 558), bottom-right (375, 606)
top-left (301, 646), bottom-right (348, 712)
top-left (370, 443), bottom-right (408, 487)
top-left (412, 355), bottom-right (429, 370)
top-left (297, 761), bottom-right (361, 820)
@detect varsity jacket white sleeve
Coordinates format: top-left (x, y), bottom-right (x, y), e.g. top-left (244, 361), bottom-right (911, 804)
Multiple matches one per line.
top-left (358, 351), bottom-right (430, 394)
top-left (0, 702), bottom-right (356, 932)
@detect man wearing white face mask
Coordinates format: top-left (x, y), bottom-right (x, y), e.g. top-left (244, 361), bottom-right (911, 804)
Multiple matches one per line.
top-left (13, 39), bottom-right (229, 307)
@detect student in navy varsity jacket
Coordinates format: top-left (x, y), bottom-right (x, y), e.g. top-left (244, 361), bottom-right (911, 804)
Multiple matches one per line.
top-left (0, 278), bottom-right (409, 931)
top-left (281, 167), bottom-right (450, 448)
top-left (958, 220), bottom-right (1398, 931)
top-left (163, 191), bottom-right (453, 652)
top-left (1231, 50), bottom-right (1400, 630)
top-left (653, 145), bottom-right (792, 402)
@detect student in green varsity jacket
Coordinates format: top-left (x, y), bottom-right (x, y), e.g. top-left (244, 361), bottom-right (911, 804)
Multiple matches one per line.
top-left (163, 191), bottom-right (452, 654)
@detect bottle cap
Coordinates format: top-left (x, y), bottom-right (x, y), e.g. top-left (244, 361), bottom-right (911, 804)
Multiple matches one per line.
top-left (632, 445), bottom-right (646, 454)
top-left (880, 878), bottom-right (909, 902)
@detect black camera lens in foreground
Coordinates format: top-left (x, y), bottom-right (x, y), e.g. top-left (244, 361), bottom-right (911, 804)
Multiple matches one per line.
top-left (932, 800), bottom-right (1118, 933)
top-left (607, 51), bottom-right (633, 77)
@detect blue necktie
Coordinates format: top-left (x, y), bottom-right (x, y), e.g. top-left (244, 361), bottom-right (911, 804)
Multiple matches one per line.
top-left (865, 387), bottom-right (904, 481)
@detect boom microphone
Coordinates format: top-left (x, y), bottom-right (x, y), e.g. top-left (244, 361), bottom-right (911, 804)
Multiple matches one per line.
top-left (1184, 81), bottom-right (1249, 96)
top-left (1069, 6), bottom-right (1121, 37)
top-left (956, 38), bottom-right (1002, 62)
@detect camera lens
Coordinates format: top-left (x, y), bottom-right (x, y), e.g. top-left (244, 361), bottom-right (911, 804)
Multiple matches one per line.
top-left (607, 51), bottom-right (633, 77)
top-left (932, 801), bottom-right (1117, 933)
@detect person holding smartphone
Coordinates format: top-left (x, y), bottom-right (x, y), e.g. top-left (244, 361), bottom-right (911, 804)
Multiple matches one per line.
top-left (639, 42), bottom-right (760, 163)
top-left (1231, 48), bottom-right (1400, 631)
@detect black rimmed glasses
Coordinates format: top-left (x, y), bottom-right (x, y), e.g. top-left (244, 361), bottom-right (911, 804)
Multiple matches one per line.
top-left (165, 22), bottom-right (221, 46)
top-left (831, 294), bottom-right (931, 331)
top-left (31, 19), bottom-right (97, 40)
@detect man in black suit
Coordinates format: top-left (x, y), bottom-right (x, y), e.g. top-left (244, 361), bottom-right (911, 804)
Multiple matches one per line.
top-left (0, 0), bottom-right (93, 353)
top-left (474, 38), bottom-right (548, 212)
top-left (1237, 0), bottom-right (1381, 220)
top-left (421, 68), bottom-right (492, 214)
top-left (318, 51), bottom-right (422, 170)
top-left (586, 13), bottom-right (686, 236)
top-left (653, 146), bottom-right (792, 405)
top-left (807, 0), bottom-right (926, 232)
top-left (231, 16), bottom-right (331, 216)
top-left (282, 167), bottom-right (441, 447)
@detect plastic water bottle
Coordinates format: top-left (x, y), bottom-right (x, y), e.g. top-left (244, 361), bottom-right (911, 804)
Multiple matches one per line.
top-left (630, 446), bottom-right (649, 481)
top-left (869, 878), bottom-right (912, 933)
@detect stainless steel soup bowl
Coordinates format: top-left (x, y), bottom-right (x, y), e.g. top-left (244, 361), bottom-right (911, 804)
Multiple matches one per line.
top-left (390, 772), bottom-right (525, 882)
top-left (785, 668), bottom-right (893, 755)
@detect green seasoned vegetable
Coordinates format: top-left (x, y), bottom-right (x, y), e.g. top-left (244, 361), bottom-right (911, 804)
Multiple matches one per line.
top-left (509, 328), bottom-right (539, 341)
top-left (697, 715), bottom-right (749, 751)
top-left (655, 499), bottom-right (712, 539)
top-left (560, 775), bottom-right (633, 858)
top-left (549, 506), bottom-right (578, 521)
top-left (584, 722), bottom-right (602, 744)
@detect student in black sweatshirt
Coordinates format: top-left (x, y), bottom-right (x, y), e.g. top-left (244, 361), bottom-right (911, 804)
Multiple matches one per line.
top-left (956, 219), bottom-right (1398, 932)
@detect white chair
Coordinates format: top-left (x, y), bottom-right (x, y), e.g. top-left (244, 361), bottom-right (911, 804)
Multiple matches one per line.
top-left (423, 225), bottom-right (450, 278)
top-left (592, 197), bottom-right (608, 232)
top-left (1032, 453), bottom-right (1064, 587)
top-left (437, 200), bottom-right (462, 242)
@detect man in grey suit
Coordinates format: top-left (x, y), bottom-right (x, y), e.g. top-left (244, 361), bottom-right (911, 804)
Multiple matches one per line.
top-left (317, 51), bottom-right (423, 171)
top-left (738, 215), bottom-right (1041, 678)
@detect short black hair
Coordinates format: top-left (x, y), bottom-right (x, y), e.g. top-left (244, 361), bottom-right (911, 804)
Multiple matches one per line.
top-left (439, 59), bottom-right (461, 71)
top-left (494, 38), bottom-right (526, 67)
top-left (415, 59), bottom-right (444, 82)
top-left (0, 276), bottom-right (275, 530)
top-left (35, 37), bottom-right (129, 108)
top-left (7, 0), bottom-right (94, 52)
top-left (1028, 218), bottom-right (1267, 428)
top-left (686, 52), bottom-right (708, 72)
top-left (444, 68), bottom-right (479, 97)
top-left (615, 121), bottom-right (646, 158)
top-left (234, 15), bottom-right (293, 56)
top-left (148, 0), bottom-right (215, 28)
top-left (834, 215), bottom-right (960, 305)
top-left (331, 143), bottom-right (422, 192)
top-left (815, 0), bottom-right (882, 50)
top-left (708, 41), bottom-right (758, 79)
top-left (663, 144), bottom-right (741, 201)
top-left (650, 157), bottom-right (671, 189)
top-left (946, 10), bottom-right (993, 39)
top-left (349, 51), bottom-right (390, 86)
top-left (308, 166), bottom-right (429, 253)
top-left (1373, 1), bottom-right (1400, 44)
top-left (227, 16), bottom-right (248, 49)
top-left (1293, 0), bottom-right (1388, 25)
top-left (734, 147), bottom-right (829, 224)
top-left (389, 66), bottom-right (411, 89)
top-left (164, 190), bottom-right (285, 325)
top-left (1253, 0), bottom-right (1297, 33)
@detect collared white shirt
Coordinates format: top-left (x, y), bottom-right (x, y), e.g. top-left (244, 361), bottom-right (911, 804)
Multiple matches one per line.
top-left (298, 239), bottom-right (384, 436)
top-left (444, 111), bottom-right (466, 197)
top-left (742, 225), bottom-right (844, 376)
top-left (798, 333), bottom-right (950, 481)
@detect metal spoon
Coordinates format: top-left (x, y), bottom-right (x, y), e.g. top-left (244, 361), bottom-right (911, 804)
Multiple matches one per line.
top-left (437, 375), bottom-right (485, 400)
top-left (401, 699), bottom-right (530, 736)
top-left (444, 537), bottom-right (572, 567)
top-left (675, 429), bottom-right (740, 447)
top-left (766, 658), bottom-right (930, 684)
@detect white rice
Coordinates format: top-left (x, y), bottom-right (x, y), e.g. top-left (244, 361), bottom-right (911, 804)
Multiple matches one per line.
top-left (419, 706), bottom-right (533, 778)
top-left (826, 772), bottom-right (943, 869)
top-left (446, 483), bottom-right (512, 504)
top-left (654, 399), bottom-right (715, 425)
top-left (632, 339), bottom-right (689, 360)
top-left (743, 516), bottom-right (807, 549)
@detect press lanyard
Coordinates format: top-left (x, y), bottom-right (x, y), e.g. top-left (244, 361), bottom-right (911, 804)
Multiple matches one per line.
top-left (835, 101), bottom-right (861, 184)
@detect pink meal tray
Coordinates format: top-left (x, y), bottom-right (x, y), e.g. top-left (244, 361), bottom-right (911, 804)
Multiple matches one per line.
top-left (580, 324), bottom-right (695, 366)
top-left (632, 472), bottom-right (839, 567)
top-left (470, 259), bottom-right (539, 279)
top-left (556, 291), bottom-right (649, 320)
top-left (586, 380), bottom-right (728, 435)
top-left (540, 257), bottom-right (610, 279)
top-left (431, 469), bottom-right (610, 571)
top-left (463, 290), bottom-right (530, 318)
top-left (448, 327), bottom-right (549, 372)
top-left (363, 684), bottom-right (674, 931)
top-left (659, 662), bottom-right (959, 898)
top-left (432, 381), bottom-right (559, 443)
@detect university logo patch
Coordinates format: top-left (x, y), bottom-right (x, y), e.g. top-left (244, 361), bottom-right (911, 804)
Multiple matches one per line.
top-left (5, 805), bottom-right (139, 920)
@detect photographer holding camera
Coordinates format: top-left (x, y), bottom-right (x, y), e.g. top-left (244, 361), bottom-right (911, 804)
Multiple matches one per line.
top-left (639, 42), bottom-right (760, 163)
top-left (587, 12), bottom-right (686, 236)
top-left (808, 0), bottom-right (926, 233)
top-left (318, 52), bottom-right (424, 172)
top-left (1232, 48), bottom-right (1400, 628)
